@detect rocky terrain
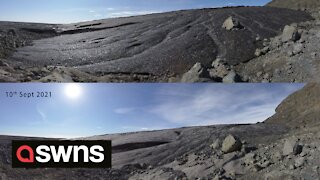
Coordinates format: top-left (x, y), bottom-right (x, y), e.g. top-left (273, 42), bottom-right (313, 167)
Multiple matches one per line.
top-left (234, 9), bottom-right (320, 83)
top-left (1, 83), bottom-right (320, 179)
top-left (0, 6), bottom-right (314, 82)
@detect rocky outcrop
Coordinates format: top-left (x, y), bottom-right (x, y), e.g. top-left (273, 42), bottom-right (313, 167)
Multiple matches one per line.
top-left (222, 135), bottom-right (243, 154)
top-left (222, 70), bottom-right (242, 83)
top-left (281, 25), bottom-right (301, 42)
top-left (236, 9), bottom-right (320, 83)
top-left (282, 138), bottom-right (303, 156)
top-left (180, 63), bottom-right (212, 82)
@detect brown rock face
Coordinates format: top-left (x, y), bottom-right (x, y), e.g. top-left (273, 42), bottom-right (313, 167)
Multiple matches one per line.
top-left (265, 83), bottom-right (320, 129)
top-left (266, 0), bottom-right (320, 10)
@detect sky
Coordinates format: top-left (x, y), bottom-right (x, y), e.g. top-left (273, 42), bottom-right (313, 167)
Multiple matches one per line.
top-left (0, 83), bottom-right (304, 138)
top-left (0, 0), bottom-right (271, 23)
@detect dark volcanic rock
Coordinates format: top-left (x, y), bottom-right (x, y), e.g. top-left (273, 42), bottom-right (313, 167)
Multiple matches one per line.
top-left (4, 7), bottom-right (311, 78)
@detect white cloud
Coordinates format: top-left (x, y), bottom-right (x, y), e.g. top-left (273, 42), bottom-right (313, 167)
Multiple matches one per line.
top-left (108, 10), bottom-right (159, 18)
top-left (146, 85), bottom-right (300, 126)
top-left (109, 85), bottom-right (303, 129)
top-left (36, 106), bottom-right (48, 123)
top-left (121, 126), bottom-right (166, 132)
top-left (114, 107), bottom-right (136, 114)
top-left (227, 3), bottom-right (236, 6)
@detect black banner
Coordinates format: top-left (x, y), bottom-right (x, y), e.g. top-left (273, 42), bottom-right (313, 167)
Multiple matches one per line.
top-left (12, 140), bottom-right (112, 168)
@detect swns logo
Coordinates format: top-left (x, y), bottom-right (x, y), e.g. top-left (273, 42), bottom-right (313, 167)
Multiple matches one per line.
top-left (12, 140), bottom-right (111, 168)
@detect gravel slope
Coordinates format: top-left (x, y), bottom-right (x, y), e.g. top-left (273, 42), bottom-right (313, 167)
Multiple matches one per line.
top-left (0, 6), bottom-right (312, 82)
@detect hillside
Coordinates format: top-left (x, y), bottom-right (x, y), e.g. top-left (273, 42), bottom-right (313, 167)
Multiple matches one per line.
top-left (265, 83), bottom-right (320, 129)
top-left (0, 6), bottom-right (312, 82)
top-left (267, 0), bottom-right (320, 10)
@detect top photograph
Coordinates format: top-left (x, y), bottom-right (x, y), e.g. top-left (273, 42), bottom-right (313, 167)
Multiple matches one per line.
top-left (0, 0), bottom-right (319, 83)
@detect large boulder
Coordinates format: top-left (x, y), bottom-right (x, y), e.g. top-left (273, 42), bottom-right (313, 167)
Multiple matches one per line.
top-left (222, 70), bottom-right (241, 83)
top-left (281, 25), bottom-right (300, 42)
top-left (282, 138), bottom-right (303, 156)
top-left (222, 135), bottom-right (243, 154)
top-left (181, 62), bottom-right (212, 83)
top-left (209, 58), bottom-right (230, 80)
top-left (222, 16), bottom-right (243, 30)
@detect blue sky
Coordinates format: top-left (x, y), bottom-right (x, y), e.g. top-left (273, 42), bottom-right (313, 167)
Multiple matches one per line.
top-left (0, 0), bottom-right (271, 23)
top-left (0, 83), bottom-right (304, 138)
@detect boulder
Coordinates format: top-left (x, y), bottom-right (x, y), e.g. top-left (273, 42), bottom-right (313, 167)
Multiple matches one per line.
top-left (255, 46), bottom-right (270, 57)
top-left (222, 16), bottom-right (243, 30)
top-left (209, 58), bottom-right (230, 79)
top-left (255, 49), bottom-right (262, 57)
top-left (223, 70), bottom-right (241, 83)
top-left (222, 135), bottom-right (242, 154)
top-left (261, 46), bottom-right (270, 54)
top-left (181, 62), bottom-right (211, 83)
top-left (293, 43), bottom-right (304, 55)
top-left (281, 25), bottom-right (300, 42)
top-left (243, 152), bottom-right (256, 165)
top-left (282, 138), bottom-right (303, 156)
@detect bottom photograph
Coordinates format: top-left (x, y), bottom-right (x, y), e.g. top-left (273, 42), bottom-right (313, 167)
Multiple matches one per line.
top-left (0, 83), bottom-right (319, 180)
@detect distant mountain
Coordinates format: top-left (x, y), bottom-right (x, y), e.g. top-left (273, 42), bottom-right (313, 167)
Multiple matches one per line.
top-left (267, 0), bottom-right (320, 10)
top-left (265, 83), bottom-right (320, 129)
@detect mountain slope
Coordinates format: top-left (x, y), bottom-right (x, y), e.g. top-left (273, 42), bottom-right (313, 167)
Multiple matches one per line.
top-left (267, 0), bottom-right (320, 10)
top-left (265, 83), bottom-right (320, 129)
top-left (3, 7), bottom-right (311, 80)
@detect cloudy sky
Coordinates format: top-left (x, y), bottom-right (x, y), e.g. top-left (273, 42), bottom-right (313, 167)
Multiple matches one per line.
top-left (0, 0), bottom-right (271, 23)
top-left (0, 83), bottom-right (303, 138)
